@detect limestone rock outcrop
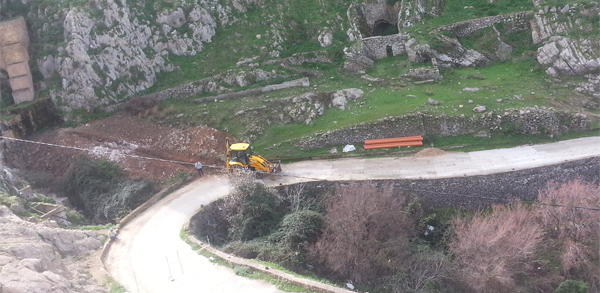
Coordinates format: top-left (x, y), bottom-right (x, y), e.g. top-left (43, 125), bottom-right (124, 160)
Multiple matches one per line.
top-left (30, 0), bottom-right (223, 110)
top-left (537, 36), bottom-right (600, 98)
top-left (0, 205), bottom-right (105, 293)
top-left (398, 0), bottom-right (445, 29)
top-left (531, 2), bottom-right (598, 44)
top-left (231, 88), bottom-right (363, 141)
top-left (537, 36), bottom-right (600, 77)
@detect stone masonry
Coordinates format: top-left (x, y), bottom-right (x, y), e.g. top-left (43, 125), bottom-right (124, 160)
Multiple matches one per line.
top-left (362, 34), bottom-right (411, 60)
top-left (432, 11), bottom-right (532, 37)
top-left (0, 16), bottom-right (34, 104)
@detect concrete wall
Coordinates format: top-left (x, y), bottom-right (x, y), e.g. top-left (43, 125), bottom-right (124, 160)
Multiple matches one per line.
top-left (0, 16), bottom-right (34, 104)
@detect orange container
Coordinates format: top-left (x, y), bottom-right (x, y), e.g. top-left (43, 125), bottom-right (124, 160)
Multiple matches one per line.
top-left (363, 140), bottom-right (423, 150)
top-left (364, 136), bottom-right (423, 145)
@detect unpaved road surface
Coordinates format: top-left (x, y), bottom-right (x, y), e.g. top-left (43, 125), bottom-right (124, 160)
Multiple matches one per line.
top-left (105, 136), bottom-right (600, 293)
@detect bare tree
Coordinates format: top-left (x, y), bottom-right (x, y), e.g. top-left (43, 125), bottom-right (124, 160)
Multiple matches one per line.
top-left (310, 183), bottom-right (414, 283)
top-left (449, 203), bottom-right (543, 292)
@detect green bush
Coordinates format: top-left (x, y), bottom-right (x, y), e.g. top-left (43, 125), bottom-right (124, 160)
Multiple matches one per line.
top-left (225, 180), bottom-right (284, 242)
top-left (62, 156), bottom-right (154, 223)
top-left (224, 240), bottom-right (266, 259)
top-left (0, 193), bottom-right (18, 207)
top-left (554, 280), bottom-right (590, 293)
top-left (66, 209), bottom-right (88, 225)
top-left (234, 266), bottom-right (254, 277)
top-left (272, 210), bottom-right (324, 248)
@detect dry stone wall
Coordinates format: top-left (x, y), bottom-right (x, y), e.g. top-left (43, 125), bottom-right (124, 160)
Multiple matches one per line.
top-left (296, 107), bottom-right (590, 150)
top-left (361, 34), bottom-right (410, 60)
top-left (433, 11), bottom-right (532, 37)
top-left (135, 69), bottom-right (292, 103)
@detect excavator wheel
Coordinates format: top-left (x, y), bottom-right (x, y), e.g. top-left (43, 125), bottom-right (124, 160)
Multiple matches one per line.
top-left (229, 164), bottom-right (244, 176)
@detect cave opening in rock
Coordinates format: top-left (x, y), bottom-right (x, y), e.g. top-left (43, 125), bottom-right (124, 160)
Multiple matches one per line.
top-left (373, 20), bottom-right (398, 36)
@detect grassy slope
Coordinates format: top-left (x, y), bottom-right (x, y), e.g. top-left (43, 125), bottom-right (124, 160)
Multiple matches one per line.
top-left (118, 0), bottom-right (600, 158)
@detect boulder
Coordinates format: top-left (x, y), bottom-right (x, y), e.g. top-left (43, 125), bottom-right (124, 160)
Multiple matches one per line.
top-left (36, 0), bottom-right (218, 110)
top-left (343, 52), bottom-right (374, 74)
top-left (428, 98), bottom-right (440, 105)
top-left (332, 88), bottom-right (364, 110)
top-left (473, 105), bottom-right (487, 113)
top-left (318, 28), bottom-right (333, 47)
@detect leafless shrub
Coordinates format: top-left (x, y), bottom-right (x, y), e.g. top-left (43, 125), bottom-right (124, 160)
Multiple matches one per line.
top-left (382, 249), bottom-right (451, 293)
top-left (449, 203), bottom-right (543, 292)
top-left (282, 182), bottom-right (325, 213)
top-left (535, 180), bottom-right (600, 288)
top-left (309, 183), bottom-right (414, 283)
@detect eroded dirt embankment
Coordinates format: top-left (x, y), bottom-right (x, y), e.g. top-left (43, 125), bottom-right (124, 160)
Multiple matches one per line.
top-left (5, 113), bottom-right (231, 183)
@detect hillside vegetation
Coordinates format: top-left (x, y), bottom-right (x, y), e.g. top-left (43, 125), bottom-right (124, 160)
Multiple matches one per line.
top-left (1, 0), bottom-right (599, 159)
top-left (190, 177), bottom-right (600, 292)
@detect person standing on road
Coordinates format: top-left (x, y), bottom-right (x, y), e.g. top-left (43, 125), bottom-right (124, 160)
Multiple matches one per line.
top-left (195, 161), bottom-right (204, 176)
top-left (109, 228), bottom-right (118, 240)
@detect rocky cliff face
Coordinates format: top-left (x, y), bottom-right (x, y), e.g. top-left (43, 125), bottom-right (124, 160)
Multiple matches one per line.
top-left (15, 0), bottom-right (229, 110)
top-left (0, 168), bottom-right (106, 292)
top-left (0, 205), bottom-right (106, 293)
top-left (532, 1), bottom-right (600, 98)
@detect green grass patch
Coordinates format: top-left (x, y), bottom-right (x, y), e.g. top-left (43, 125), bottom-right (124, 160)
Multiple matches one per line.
top-left (78, 224), bottom-right (115, 231)
top-left (180, 229), bottom-right (203, 250)
top-left (195, 250), bottom-right (317, 292)
top-left (430, 129), bottom-right (600, 152)
top-left (251, 259), bottom-right (336, 287)
top-left (144, 51), bottom-right (598, 161)
top-left (105, 275), bottom-right (128, 293)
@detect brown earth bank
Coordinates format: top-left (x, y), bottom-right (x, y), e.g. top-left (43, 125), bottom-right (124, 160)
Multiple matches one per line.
top-left (4, 113), bottom-right (233, 184)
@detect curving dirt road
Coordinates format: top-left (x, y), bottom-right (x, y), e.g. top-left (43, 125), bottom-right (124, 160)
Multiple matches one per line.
top-left (105, 137), bottom-right (600, 293)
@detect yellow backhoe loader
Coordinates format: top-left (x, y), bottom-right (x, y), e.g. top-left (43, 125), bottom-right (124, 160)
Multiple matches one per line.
top-left (226, 139), bottom-right (281, 178)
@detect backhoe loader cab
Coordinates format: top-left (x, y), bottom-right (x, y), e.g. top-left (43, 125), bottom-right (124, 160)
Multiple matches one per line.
top-left (228, 143), bottom-right (251, 166)
top-left (226, 139), bottom-right (281, 177)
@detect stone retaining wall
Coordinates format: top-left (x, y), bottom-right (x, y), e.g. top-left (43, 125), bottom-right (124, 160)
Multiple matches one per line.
top-left (195, 78), bottom-right (310, 102)
top-left (1, 98), bottom-right (63, 138)
top-left (296, 108), bottom-right (590, 149)
top-left (274, 157), bottom-right (600, 210)
top-left (136, 71), bottom-right (304, 102)
top-left (431, 11), bottom-right (532, 37)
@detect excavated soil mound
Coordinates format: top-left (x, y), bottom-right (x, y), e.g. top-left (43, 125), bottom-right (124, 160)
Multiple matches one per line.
top-left (5, 113), bottom-right (232, 182)
top-left (414, 148), bottom-right (446, 157)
